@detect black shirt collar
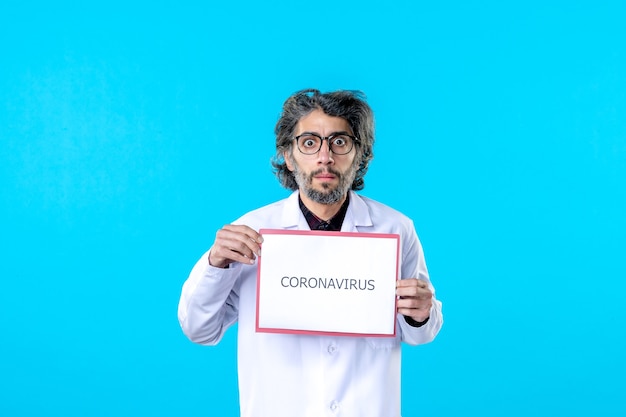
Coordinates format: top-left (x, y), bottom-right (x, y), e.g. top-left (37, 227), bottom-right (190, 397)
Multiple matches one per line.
top-left (298, 193), bottom-right (350, 231)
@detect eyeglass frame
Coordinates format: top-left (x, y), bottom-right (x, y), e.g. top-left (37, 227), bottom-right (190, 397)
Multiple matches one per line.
top-left (293, 132), bottom-right (360, 155)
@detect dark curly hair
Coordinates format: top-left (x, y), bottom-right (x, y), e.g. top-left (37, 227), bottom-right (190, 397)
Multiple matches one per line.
top-left (271, 89), bottom-right (375, 191)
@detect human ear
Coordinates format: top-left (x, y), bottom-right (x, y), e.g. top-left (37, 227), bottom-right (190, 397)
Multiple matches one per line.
top-left (284, 151), bottom-right (294, 171)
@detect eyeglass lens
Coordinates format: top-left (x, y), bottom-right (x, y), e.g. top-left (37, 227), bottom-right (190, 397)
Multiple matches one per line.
top-left (296, 134), bottom-right (355, 155)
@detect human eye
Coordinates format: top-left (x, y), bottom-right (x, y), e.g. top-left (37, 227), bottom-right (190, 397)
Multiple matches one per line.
top-left (331, 135), bottom-right (349, 147)
top-left (300, 135), bottom-right (320, 149)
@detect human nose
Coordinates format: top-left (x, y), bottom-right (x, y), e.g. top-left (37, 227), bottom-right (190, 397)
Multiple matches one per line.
top-left (317, 138), bottom-right (334, 164)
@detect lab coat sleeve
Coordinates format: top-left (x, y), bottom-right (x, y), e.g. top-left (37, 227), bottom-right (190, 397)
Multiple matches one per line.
top-left (177, 250), bottom-right (241, 345)
top-left (397, 227), bottom-right (444, 346)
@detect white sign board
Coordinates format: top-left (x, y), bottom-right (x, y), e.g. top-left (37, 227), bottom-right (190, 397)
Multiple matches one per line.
top-left (256, 229), bottom-right (399, 337)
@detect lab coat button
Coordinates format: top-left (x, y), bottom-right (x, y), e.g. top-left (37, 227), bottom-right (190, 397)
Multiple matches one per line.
top-left (328, 344), bottom-right (337, 354)
top-left (330, 401), bottom-right (339, 411)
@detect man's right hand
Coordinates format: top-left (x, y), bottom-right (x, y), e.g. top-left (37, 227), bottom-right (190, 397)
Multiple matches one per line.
top-left (208, 225), bottom-right (264, 268)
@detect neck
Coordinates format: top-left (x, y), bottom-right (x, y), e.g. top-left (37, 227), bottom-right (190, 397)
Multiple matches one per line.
top-left (299, 192), bottom-right (348, 221)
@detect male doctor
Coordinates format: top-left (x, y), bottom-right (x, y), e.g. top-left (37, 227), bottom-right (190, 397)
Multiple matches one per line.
top-left (178, 89), bottom-right (443, 417)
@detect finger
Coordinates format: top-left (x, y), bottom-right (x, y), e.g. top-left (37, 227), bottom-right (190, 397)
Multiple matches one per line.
top-left (397, 307), bottom-right (430, 317)
top-left (397, 306), bottom-right (430, 323)
top-left (216, 235), bottom-right (258, 261)
top-left (217, 226), bottom-right (262, 256)
top-left (209, 240), bottom-right (256, 267)
top-left (396, 279), bottom-right (431, 297)
top-left (210, 225), bottom-right (263, 267)
top-left (223, 224), bottom-right (264, 244)
top-left (397, 289), bottom-right (433, 301)
top-left (396, 286), bottom-right (432, 299)
top-left (397, 297), bottom-right (432, 321)
top-left (396, 278), bottom-right (428, 288)
top-left (397, 297), bottom-right (433, 310)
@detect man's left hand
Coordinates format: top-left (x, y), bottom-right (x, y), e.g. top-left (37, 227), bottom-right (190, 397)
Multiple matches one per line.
top-left (396, 278), bottom-right (432, 323)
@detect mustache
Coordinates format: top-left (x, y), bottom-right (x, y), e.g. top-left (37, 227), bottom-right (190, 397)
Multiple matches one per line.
top-left (310, 168), bottom-right (342, 177)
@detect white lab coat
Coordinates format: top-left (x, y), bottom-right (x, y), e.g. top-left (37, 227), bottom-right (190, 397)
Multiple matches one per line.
top-left (178, 190), bottom-right (443, 417)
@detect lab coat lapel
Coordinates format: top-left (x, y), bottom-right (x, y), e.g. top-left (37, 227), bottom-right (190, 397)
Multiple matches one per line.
top-left (280, 191), bottom-right (310, 230)
top-left (341, 191), bottom-right (373, 232)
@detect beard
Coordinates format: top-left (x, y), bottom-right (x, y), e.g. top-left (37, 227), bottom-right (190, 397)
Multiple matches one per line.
top-left (290, 158), bottom-right (359, 205)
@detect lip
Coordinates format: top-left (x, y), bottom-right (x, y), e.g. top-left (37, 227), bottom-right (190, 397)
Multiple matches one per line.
top-left (314, 174), bottom-right (336, 181)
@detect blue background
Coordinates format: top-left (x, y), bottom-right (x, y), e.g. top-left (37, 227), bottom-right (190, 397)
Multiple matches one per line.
top-left (1, 1), bottom-right (625, 416)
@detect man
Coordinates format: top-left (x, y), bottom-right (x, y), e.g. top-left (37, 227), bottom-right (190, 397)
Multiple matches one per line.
top-left (178, 89), bottom-right (443, 417)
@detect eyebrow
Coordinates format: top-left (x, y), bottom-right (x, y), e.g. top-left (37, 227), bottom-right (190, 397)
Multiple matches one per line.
top-left (298, 130), bottom-right (353, 137)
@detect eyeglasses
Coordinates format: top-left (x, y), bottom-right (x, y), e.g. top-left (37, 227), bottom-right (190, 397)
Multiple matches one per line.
top-left (294, 133), bottom-right (359, 155)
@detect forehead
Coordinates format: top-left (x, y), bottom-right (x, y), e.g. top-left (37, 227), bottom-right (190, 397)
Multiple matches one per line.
top-left (296, 109), bottom-right (351, 134)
